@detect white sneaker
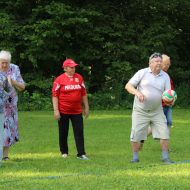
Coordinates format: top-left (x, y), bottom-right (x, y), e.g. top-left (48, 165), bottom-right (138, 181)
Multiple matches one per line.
top-left (62, 154), bottom-right (68, 158)
top-left (77, 155), bottom-right (89, 160)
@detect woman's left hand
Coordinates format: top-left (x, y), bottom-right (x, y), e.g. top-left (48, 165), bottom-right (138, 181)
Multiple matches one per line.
top-left (83, 107), bottom-right (89, 119)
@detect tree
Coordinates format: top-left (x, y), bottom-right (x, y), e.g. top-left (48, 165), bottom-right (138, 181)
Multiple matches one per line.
top-left (0, 0), bottom-right (189, 108)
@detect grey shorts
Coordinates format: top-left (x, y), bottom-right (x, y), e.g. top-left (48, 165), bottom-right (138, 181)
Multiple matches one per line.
top-left (130, 106), bottom-right (169, 142)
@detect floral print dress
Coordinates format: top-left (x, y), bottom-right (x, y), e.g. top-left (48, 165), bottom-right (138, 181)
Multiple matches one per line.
top-left (3, 64), bottom-right (25, 147)
top-left (0, 72), bottom-right (10, 161)
top-left (0, 73), bottom-right (10, 113)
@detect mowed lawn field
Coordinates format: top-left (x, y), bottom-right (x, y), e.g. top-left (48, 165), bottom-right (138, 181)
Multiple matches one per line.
top-left (0, 109), bottom-right (190, 190)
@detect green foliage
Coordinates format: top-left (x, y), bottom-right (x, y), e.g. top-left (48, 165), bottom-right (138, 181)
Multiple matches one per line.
top-left (18, 91), bottom-right (52, 111)
top-left (18, 72), bottom-right (53, 111)
top-left (87, 90), bottom-right (133, 110)
top-left (0, 12), bottom-right (18, 53)
top-left (23, 72), bottom-right (53, 95)
top-left (0, 0), bottom-right (190, 108)
top-left (16, 72), bottom-right (189, 111)
top-left (175, 83), bottom-right (190, 108)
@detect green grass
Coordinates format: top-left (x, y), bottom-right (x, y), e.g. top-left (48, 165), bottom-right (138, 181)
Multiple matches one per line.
top-left (1, 109), bottom-right (190, 190)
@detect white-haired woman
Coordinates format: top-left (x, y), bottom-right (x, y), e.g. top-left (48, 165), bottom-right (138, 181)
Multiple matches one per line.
top-left (0, 50), bottom-right (25, 160)
top-left (0, 73), bottom-right (11, 166)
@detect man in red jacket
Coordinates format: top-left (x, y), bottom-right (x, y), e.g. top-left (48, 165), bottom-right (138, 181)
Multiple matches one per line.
top-left (52, 58), bottom-right (89, 160)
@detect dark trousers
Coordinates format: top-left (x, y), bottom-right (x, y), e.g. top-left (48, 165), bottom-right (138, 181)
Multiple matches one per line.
top-left (58, 113), bottom-right (86, 156)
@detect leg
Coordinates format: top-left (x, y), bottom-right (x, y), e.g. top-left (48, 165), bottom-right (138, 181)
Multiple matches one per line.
top-left (58, 114), bottom-right (69, 154)
top-left (131, 141), bottom-right (140, 162)
top-left (151, 110), bottom-right (173, 163)
top-left (160, 139), bottom-right (173, 163)
top-left (3, 147), bottom-right (9, 160)
top-left (130, 108), bottom-right (150, 161)
top-left (163, 106), bottom-right (172, 128)
top-left (160, 139), bottom-right (168, 161)
top-left (0, 113), bottom-right (4, 162)
top-left (3, 105), bottom-right (19, 159)
top-left (160, 139), bottom-right (169, 151)
top-left (139, 126), bottom-right (152, 151)
top-left (132, 141), bottom-right (141, 152)
top-left (70, 114), bottom-right (85, 156)
top-left (167, 107), bottom-right (172, 127)
top-left (164, 106), bottom-right (172, 150)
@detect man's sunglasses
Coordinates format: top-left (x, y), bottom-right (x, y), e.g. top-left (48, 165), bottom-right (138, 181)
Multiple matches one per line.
top-left (149, 52), bottom-right (162, 60)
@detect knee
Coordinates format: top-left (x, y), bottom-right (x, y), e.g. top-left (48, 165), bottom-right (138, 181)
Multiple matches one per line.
top-left (160, 139), bottom-right (168, 148)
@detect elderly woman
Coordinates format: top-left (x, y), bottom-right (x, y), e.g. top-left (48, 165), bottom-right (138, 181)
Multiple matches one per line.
top-left (0, 73), bottom-right (10, 166)
top-left (52, 58), bottom-right (89, 160)
top-left (0, 50), bottom-right (25, 160)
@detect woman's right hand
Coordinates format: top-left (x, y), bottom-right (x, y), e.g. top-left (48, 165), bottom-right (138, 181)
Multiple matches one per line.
top-left (7, 75), bottom-right (13, 86)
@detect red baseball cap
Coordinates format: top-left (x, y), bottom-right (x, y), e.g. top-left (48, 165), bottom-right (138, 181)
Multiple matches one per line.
top-left (62, 59), bottom-right (78, 68)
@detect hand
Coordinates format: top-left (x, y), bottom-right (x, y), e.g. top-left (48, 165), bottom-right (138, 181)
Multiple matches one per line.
top-left (7, 76), bottom-right (13, 86)
top-left (54, 110), bottom-right (61, 120)
top-left (136, 91), bottom-right (145, 103)
top-left (164, 100), bottom-right (174, 107)
top-left (83, 107), bottom-right (89, 119)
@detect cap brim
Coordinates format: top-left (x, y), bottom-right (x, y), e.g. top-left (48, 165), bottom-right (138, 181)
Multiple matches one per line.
top-left (70, 63), bottom-right (78, 67)
top-left (62, 63), bottom-right (78, 68)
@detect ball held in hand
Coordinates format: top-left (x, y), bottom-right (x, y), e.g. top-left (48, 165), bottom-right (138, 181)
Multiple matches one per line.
top-left (162, 89), bottom-right (177, 105)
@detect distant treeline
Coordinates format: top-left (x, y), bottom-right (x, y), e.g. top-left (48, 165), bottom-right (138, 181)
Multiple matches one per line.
top-left (1, 0), bottom-right (190, 109)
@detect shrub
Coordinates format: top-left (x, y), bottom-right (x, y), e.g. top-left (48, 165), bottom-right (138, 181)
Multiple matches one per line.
top-left (17, 82), bottom-right (189, 111)
top-left (18, 91), bottom-right (52, 111)
top-left (175, 83), bottom-right (190, 108)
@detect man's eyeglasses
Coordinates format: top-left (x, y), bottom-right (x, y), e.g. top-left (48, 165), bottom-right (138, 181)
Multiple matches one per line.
top-left (149, 52), bottom-right (162, 61)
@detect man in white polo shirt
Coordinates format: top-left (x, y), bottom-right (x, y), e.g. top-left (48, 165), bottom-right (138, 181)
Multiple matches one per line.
top-left (125, 52), bottom-right (174, 164)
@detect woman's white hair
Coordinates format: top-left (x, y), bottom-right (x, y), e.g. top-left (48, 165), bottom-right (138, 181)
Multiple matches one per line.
top-left (0, 50), bottom-right (11, 63)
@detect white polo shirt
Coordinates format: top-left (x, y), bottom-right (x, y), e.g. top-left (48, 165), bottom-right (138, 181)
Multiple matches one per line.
top-left (128, 67), bottom-right (171, 111)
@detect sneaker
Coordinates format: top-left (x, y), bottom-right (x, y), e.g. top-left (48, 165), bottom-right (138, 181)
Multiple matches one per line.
top-left (62, 154), bottom-right (68, 158)
top-left (130, 159), bottom-right (139, 163)
top-left (162, 158), bottom-right (174, 164)
top-left (77, 155), bottom-right (89, 160)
